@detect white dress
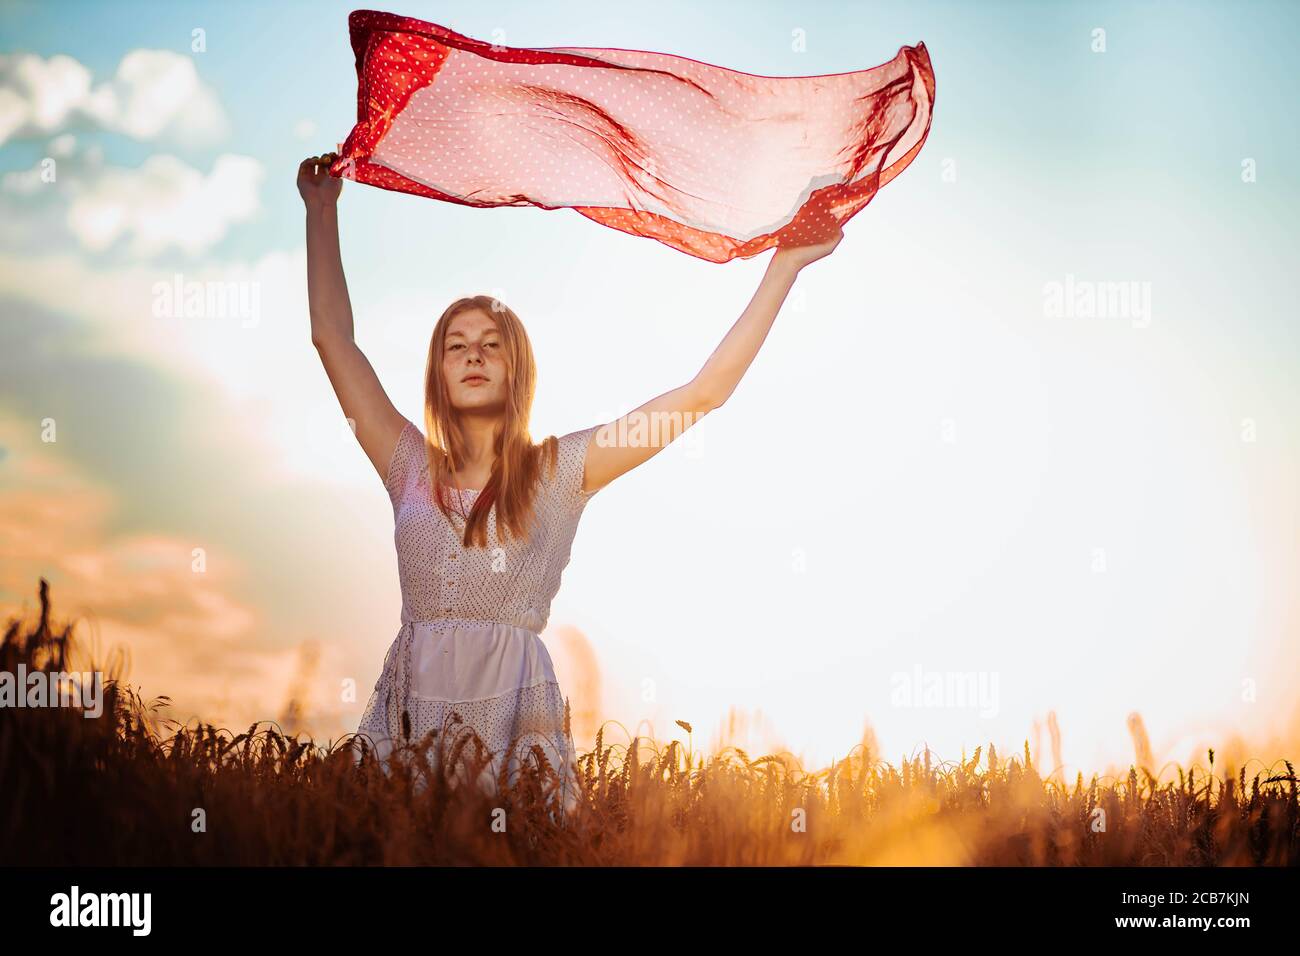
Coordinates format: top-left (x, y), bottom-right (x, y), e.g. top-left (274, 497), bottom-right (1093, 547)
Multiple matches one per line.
top-left (353, 419), bottom-right (602, 815)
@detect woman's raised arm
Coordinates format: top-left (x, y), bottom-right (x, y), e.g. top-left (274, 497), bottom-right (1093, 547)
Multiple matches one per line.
top-left (298, 153), bottom-right (406, 481)
top-left (579, 230), bottom-right (844, 495)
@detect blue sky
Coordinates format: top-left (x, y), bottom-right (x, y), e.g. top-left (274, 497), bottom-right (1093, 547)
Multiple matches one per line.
top-left (1, 0), bottom-right (1297, 776)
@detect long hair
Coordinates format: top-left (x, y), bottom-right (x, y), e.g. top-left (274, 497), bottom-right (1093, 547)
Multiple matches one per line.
top-left (420, 295), bottom-right (561, 548)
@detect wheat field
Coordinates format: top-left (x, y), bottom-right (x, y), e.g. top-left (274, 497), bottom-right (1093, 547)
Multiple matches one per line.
top-left (1, 578), bottom-right (1295, 866)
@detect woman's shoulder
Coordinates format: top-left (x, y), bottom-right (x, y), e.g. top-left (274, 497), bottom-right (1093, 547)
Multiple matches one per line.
top-left (539, 424), bottom-right (603, 510)
top-left (385, 417), bottom-right (429, 504)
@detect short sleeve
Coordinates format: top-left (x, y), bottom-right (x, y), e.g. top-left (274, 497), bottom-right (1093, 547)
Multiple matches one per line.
top-left (384, 419), bottom-right (424, 508)
top-left (553, 424), bottom-right (602, 510)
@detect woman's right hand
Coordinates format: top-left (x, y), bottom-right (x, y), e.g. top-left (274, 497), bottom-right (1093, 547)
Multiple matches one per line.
top-left (297, 152), bottom-right (343, 208)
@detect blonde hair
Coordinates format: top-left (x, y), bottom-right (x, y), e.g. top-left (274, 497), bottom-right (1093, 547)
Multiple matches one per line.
top-left (420, 295), bottom-right (562, 548)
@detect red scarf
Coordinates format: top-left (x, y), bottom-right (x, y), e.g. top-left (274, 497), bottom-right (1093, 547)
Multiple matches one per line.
top-left (331, 10), bottom-right (935, 263)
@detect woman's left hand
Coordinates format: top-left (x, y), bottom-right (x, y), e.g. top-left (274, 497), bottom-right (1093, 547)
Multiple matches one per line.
top-left (774, 223), bottom-right (844, 271)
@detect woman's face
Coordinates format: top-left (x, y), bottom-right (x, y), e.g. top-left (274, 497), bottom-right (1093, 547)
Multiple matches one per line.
top-left (442, 308), bottom-right (508, 412)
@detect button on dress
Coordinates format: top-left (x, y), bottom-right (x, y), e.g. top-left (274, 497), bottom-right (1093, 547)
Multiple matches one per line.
top-left (354, 418), bottom-right (601, 814)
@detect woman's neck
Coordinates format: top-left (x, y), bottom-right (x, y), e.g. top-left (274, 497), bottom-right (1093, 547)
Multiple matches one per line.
top-left (445, 415), bottom-right (499, 488)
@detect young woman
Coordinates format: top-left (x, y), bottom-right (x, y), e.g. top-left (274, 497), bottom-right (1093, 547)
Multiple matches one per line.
top-left (297, 152), bottom-right (842, 813)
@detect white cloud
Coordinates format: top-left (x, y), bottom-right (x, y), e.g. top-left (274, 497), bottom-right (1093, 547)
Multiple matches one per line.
top-left (0, 49), bottom-right (229, 147)
top-left (0, 245), bottom-right (371, 486)
top-left (0, 53), bottom-right (91, 141)
top-left (1, 139), bottom-right (262, 257)
top-left (67, 153), bottom-right (262, 256)
top-left (0, 243), bottom-right (428, 493)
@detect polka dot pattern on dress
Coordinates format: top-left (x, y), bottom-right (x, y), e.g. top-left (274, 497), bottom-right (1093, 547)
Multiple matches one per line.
top-left (328, 10), bottom-right (935, 263)
top-left (383, 419), bottom-right (600, 630)
top-left (353, 418), bottom-right (601, 813)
